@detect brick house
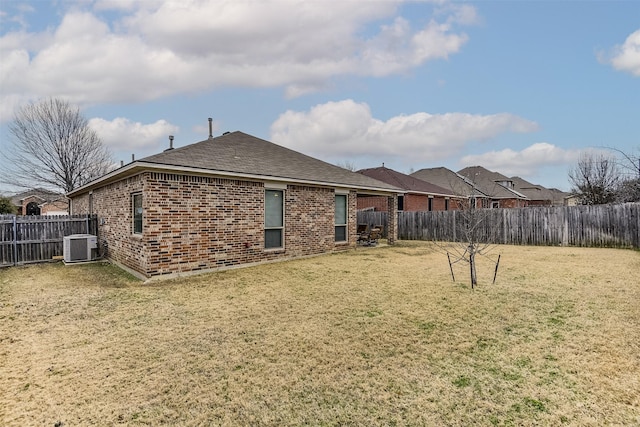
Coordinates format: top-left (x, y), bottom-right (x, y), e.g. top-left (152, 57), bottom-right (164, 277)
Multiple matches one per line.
top-left (67, 131), bottom-right (401, 279)
top-left (510, 176), bottom-right (568, 207)
top-left (457, 166), bottom-right (529, 208)
top-left (10, 188), bottom-right (69, 215)
top-left (357, 166), bottom-right (460, 211)
top-left (410, 167), bottom-right (491, 209)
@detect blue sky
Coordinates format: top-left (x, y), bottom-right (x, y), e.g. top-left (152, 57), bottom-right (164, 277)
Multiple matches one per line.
top-left (1, 0), bottom-right (638, 193)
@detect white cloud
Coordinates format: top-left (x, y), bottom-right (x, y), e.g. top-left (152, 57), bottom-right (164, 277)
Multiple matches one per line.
top-left (270, 99), bottom-right (538, 164)
top-left (0, 0), bottom-right (475, 117)
top-left (459, 143), bottom-right (580, 176)
top-left (93, 0), bottom-right (141, 12)
top-left (601, 29), bottom-right (640, 77)
top-left (88, 117), bottom-right (179, 151)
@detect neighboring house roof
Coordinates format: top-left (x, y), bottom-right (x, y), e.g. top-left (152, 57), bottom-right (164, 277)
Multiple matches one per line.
top-left (457, 166), bottom-right (528, 200)
top-left (10, 188), bottom-right (62, 206)
top-left (510, 176), bottom-right (568, 203)
top-left (410, 167), bottom-right (486, 197)
top-left (68, 131), bottom-right (402, 196)
top-left (548, 188), bottom-right (570, 203)
top-left (357, 166), bottom-right (456, 197)
top-left (38, 197), bottom-right (69, 207)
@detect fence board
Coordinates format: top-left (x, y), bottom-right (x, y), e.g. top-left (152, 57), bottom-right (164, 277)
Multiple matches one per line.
top-left (0, 215), bottom-right (97, 267)
top-left (358, 203), bottom-right (640, 249)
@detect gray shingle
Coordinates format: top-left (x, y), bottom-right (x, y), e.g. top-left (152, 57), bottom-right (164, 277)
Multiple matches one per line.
top-left (457, 166), bottom-right (527, 199)
top-left (358, 166), bottom-right (454, 196)
top-left (410, 167), bottom-right (479, 196)
top-left (139, 131), bottom-right (399, 191)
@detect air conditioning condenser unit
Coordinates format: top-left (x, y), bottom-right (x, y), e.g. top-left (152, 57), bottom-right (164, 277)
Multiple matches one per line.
top-left (63, 234), bottom-right (98, 263)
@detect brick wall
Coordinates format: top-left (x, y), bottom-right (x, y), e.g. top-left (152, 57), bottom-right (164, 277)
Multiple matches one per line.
top-left (40, 199), bottom-right (69, 215)
top-left (72, 174), bottom-right (146, 274)
top-left (499, 198), bottom-right (528, 208)
top-left (359, 193), bottom-right (459, 212)
top-left (357, 195), bottom-right (388, 211)
top-left (386, 194), bottom-right (397, 244)
top-left (70, 172), bottom-right (360, 277)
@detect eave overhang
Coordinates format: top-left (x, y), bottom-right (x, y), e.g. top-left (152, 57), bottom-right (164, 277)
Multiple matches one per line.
top-left (66, 161), bottom-right (403, 198)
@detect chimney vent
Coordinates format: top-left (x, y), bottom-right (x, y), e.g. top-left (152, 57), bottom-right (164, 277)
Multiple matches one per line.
top-left (208, 118), bottom-right (213, 139)
top-left (132, 154), bottom-right (135, 162)
top-left (120, 160), bottom-right (124, 167)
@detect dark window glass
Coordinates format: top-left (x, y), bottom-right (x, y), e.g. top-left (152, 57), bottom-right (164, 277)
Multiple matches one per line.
top-left (265, 190), bottom-right (284, 249)
top-left (335, 194), bottom-right (347, 242)
top-left (133, 193), bottom-right (142, 234)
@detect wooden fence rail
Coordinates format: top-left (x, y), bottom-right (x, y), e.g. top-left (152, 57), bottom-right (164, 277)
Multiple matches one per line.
top-left (0, 215), bottom-right (98, 267)
top-left (358, 203), bottom-right (640, 249)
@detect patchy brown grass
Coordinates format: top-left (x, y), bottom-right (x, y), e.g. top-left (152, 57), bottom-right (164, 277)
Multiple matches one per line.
top-left (1, 242), bottom-right (639, 426)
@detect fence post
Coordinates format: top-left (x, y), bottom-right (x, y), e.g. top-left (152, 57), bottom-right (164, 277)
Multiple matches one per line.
top-left (452, 210), bottom-right (456, 242)
top-left (13, 215), bottom-right (17, 266)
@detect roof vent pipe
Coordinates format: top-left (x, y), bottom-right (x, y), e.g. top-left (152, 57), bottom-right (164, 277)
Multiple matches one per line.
top-left (208, 118), bottom-right (213, 139)
top-left (132, 154), bottom-right (135, 162)
top-left (120, 160), bottom-right (124, 167)
top-left (164, 135), bottom-right (174, 151)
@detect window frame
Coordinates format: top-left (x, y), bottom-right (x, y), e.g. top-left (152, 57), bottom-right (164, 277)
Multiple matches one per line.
top-left (334, 193), bottom-right (348, 243)
top-left (132, 192), bottom-right (143, 235)
top-left (264, 188), bottom-right (285, 250)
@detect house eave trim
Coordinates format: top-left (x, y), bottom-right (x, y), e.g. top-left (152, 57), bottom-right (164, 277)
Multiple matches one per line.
top-left (66, 162), bottom-right (403, 197)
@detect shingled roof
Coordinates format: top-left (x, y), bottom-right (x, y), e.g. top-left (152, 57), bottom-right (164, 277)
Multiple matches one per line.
top-left (457, 166), bottom-right (528, 200)
top-left (510, 176), bottom-right (568, 204)
top-left (357, 166), bottom-right (454, 197)
top-left (410, 167), bottom-right (483, 197)
top-left (68, 131), bottom-right (401, 196)
top-left (10, 188), bottom-right (62, 206)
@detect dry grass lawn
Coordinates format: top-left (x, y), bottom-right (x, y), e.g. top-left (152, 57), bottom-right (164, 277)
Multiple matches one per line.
top-left (1, 241), bottom-right (639, 426)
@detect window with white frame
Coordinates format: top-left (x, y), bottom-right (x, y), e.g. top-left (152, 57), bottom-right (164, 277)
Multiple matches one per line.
top-left (132, 193), bottom-right (143, 234)
top-left (335, 194), bottom-right (347, 242)
top-left (265, 189), bottom-right (284, 249)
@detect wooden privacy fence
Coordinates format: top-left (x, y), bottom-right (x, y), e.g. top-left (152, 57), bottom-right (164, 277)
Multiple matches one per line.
top-left (0, 215), bottom-right (98, 267)
top-left (358, 203), bottom-right (640, 249)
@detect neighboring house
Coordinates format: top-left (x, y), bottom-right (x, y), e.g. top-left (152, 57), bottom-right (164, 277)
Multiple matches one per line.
top-left (67, 130), bottom-right (401, 279)
top-left (457, 166), bottom-right (529, 208)
top-left (510, 176), bottom-right (568, 207)
top-left (547, 188), bottom-right (571, 207)
top-left (10, 188), bottom-right (69, 215)
top-left (410, 167), bottom-right (490, 208)
top-left (564, 193), bottom-right (582, 206)
top-left (357, 166), bottom-right (459, 211)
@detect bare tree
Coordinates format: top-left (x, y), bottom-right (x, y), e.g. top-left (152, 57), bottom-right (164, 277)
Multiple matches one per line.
top-left (568, 152), bottom-right (620, 205)
top-left (335, 160), bottom-right (357, 171)
top-left (607, 146), bottom-right (640, 180)
top-left (434, 175), bottom-right (501, 289)
top-left (1, 98), bottom-right (113, 194)
top-left (607, 146), bottom-right (640, 203)
top-left (443, 196), bottom-right (500, 288)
